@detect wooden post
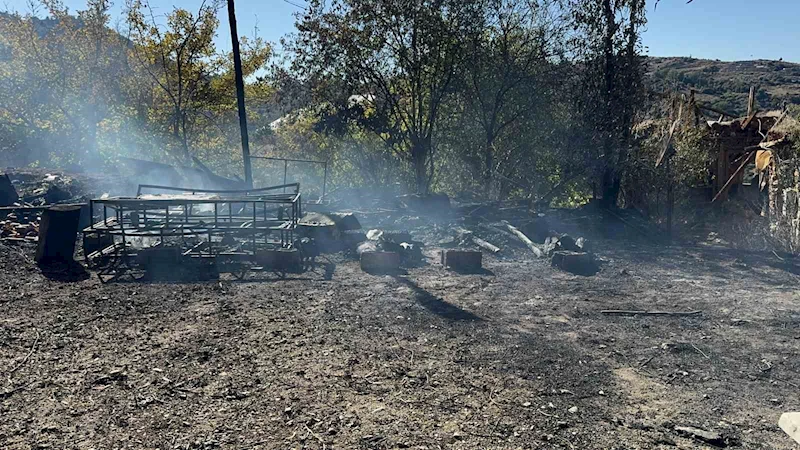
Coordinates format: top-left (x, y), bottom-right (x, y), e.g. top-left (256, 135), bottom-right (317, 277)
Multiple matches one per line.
top-left (35, 205), bottom-right (82, 265)
top-left (226, 0), bottom-right (253, 188)
top-left (666, 157), bottom-right (673, 239)
top-left (748, 86), bottom-right (756, 117)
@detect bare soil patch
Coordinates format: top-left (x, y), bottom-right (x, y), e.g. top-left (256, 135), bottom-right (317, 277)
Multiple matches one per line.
top-left (1, 225), bottom-right (800, 449)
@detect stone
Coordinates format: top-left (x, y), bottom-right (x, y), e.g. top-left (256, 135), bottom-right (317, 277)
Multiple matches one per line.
top-left (557, 234), bottom-right (580, 252)
top-left (575, 237), bottom-right (591, 252)
top-left (360, 251), bottom-right (401, 273)
top-left (551, 251), bottom-right (599, 276)
top-left (441, 249), bottom-right (482, 272)
top-left (779, 412), bottom-right (800, 444)
top-left (674, 426), bottom-right (727, 447)
top-left (329, 212), bottom-right (361, 231)
top-left (43, 184), bottom-right (71, 204)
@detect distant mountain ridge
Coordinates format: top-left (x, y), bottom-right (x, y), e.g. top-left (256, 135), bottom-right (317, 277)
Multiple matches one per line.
top-left (647, 56), bottom-right (800, 116)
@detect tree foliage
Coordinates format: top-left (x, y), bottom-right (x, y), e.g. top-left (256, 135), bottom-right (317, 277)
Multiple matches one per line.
top-left (0, 0), bottom-right (271, 177)
top-left (291, 0), bottom-right (486, 193)
top-left (0, 0), bottom-right (665, 208)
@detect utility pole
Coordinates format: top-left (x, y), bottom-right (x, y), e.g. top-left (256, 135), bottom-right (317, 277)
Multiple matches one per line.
top-left (226, 0), bottom-right (253, 188)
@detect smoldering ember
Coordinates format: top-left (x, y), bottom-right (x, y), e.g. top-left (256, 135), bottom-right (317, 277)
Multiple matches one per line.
top-left (2, 0), bottom-right (800, 449)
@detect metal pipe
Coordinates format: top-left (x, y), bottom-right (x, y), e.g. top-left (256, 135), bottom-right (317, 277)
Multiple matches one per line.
top-left (322, 161), bottom-right (328, 201)
top-left (283, 160), bottom-right (288, 193)
top-left (249, 156), bottom-right (327, 164)
top-left (227, 0), bottom-right (253, 188)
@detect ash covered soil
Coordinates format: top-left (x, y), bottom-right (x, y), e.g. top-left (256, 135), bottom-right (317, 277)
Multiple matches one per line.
top-left (2, 211), bottom-right (800, 449)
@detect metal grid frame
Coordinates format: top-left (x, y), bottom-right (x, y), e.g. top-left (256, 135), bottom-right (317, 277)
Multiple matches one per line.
top-left (83, 183), bottom-right (302, 280)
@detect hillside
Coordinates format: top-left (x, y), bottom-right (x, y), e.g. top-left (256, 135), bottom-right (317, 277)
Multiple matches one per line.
top-left (647, 56), bottom-right (800, 116)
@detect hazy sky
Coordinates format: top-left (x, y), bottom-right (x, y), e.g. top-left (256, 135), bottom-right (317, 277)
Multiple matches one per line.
top-left (4, 0), bottom-right (800, 62)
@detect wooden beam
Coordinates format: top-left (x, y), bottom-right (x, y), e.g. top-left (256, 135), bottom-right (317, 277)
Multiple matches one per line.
top-left (741, 109), bottom-right (760, 130)
top-left (697, 103), bottom-right (738, 119)
top-left (712, 150), bottom-right (756, 203)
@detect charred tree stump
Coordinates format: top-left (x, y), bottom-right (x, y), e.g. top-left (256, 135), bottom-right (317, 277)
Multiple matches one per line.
top-left (35, 205), bottom-right (81, 265)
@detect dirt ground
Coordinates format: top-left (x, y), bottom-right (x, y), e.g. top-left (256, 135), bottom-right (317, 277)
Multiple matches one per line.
top-left (2, 211), bottom-right (800, 449)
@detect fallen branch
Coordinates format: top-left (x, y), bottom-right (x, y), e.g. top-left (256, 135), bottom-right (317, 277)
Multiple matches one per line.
top-left (7, 329), bottom-right (40, 379)
top-left (472, 236), bottom-right (500, 253)
top-left (639, 354), bottom-right (657, 368)
top-left (691, 343), bottom-right (710, 359)
top-left (601, 310), bottom-right (702, 316)
top-left (501, 221), bottom-right (543, 258)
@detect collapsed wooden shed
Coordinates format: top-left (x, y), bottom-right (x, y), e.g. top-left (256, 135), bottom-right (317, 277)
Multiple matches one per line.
top-left (705, 107), bottom-right (799, 250)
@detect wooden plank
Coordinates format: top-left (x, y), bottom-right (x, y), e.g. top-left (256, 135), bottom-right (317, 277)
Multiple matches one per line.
top-left (740, 109), bottom-right (760, 130)
top-left (712, 151), bottom-right (756, 203)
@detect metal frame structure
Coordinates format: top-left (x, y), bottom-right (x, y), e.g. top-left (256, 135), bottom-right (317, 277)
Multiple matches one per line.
top-left (83, 183), bottom-right (302, 281)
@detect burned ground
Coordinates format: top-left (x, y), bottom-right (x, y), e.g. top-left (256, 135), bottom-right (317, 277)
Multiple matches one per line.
top-left (2, 217), bottom-right (800, 449)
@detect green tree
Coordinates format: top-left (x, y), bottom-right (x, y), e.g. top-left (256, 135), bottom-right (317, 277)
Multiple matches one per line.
top-left (460, 0), bottom-right (565, 198)
top-left (291, 0), bottom-right (485, 193)
top-left (126, 0), bottom-right (270, 172)
top-left (0, 0), bottom-right (129, 166)
top-left (571, 0), bottom-right (646, 207)
top-left (126, 0), bottom-right (222, 164)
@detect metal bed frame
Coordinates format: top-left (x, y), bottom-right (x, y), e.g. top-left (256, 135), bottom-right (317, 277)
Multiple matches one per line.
top-left (83, 183), bottom-right (302, 281)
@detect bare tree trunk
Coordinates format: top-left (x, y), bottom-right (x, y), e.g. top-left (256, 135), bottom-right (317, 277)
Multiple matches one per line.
top-left (599, 0), bottom-right (619, 209)
top-left (412, 139), bottom-right (431, 194)
top-left (484, 131), bottom-right (494, 197)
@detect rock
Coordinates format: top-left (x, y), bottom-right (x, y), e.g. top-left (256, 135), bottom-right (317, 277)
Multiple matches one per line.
top-left (674, 425), bottom-right (727, 447)
top-left (399, 242), bottom-right (423, 262)
top-left (557, 234), bottom-right (580, 252)
top-left (551, 251), bottom-right (600, 276)
top-left (575, 237), bottom-right (591, 252)
top-left (441, 249), bottom-right (482, 272)
top-left (568, 406), bottom-right (578, 414)
top-left (366, 229), bottom-right (383, 241)
top-left (356, 241), bottom-right (379, 255)
top-left (329, 212), bottom-right (361, 231)
top-left (43, 184), bottom-right (71, 204)
top-left (779, 412), bottom-right (800, 444)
